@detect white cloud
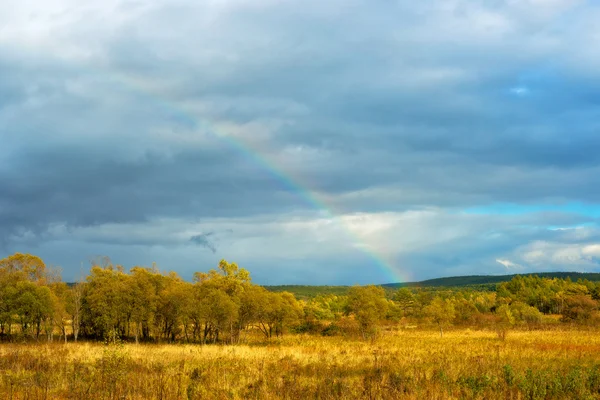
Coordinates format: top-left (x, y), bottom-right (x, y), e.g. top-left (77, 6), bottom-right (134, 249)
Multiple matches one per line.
top-left (509, 240), bottom-right (600, 271)
top-left (496, 258), bottom-right (524, 270)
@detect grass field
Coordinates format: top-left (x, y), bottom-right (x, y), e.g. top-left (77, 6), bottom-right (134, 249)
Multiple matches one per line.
top-left (2, 328), bottom-right (600, 399)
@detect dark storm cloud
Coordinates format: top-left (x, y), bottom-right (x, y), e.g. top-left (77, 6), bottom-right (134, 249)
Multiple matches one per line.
top-left (189, 232), bottom-right (217, 253)
top-left (0, 138), bottom-right (307, 240)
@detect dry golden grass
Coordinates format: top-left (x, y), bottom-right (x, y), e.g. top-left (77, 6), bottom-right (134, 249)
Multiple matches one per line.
top-left (2, 328), bottom-right (600, 399)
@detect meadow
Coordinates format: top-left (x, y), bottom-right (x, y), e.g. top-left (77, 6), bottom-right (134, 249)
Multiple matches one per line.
top-left (3, 254), bottom-right (600, 398)
top-left (2, 327), bottom-right (600, 400)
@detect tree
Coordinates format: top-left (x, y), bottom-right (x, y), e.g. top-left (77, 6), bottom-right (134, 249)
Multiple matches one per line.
top-left (414, 290), bottom-right (434, 317)
top-left (495, 304), bottom-right (515, 340)
top-left (424, 297), bottom-right (455, 338)
top-left (347, 286), bottom-right (389, 339)
top-left (13, 281), bottom-right (54, 339)
top-left (453, 298), bottom-right (480, 325)
top-left (155, 274), bottom-right (188, 342)
top-left (203, 289), bottom-right (239, 343)
top-left (393, 288), bottom-right (416, 316)
top-left (50, 282), bottom-right (70, 343)
top-left (236, 284), bottom-right (263, 343)
top-left (84, 265), bottom-right (132, 341)
top-left (67, 282), bottom-right (85, 342)
top-left (0, 267), bottom-right (19, 336)
top-left (561, 295), bottom-right (598, 324)
top-left (129, 267), bottom-right (161, 343)
top-left (509, 301), bottom-right (542, 329)
top-left (254, 289), bottom-right (302, 339)
top-left (0, 253), bottom-right (52, 338)
top-left (0, 253), bottom-right (47, 283)
top-left (193, 259), bottom-right (254, 343)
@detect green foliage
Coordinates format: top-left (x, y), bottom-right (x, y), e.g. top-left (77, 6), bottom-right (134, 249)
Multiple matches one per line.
top-left (495, 304), bottom-right (515, 340)
top-left (392, 288), bottom-right (415, 316)
top-left (0, 254), bottom-right (57, 339)
top-left (254, 289), bottom-right (303, 339)
top-left (510, 301), bottom-right (543, 328)
top-left (453, 298), bottom-right (481, 325)
top-left (383, 271), bottom-right (600, 289)
top-left (321, 323), bottom-right (342, 336)
top-left (3, 251), bottom-right (600, 345)
top-left (424, 297), bottom-right (456, 337)
top-left (304, 294), bottom-right (346, 321)
top-left (503, 364), bottom-right (515, 386)
top-left (266, 285), bottom-right (350, 299)
top-left (347, 286), bottom-right (389, 339)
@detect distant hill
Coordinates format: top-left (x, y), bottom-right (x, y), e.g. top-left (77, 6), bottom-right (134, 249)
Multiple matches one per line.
top-left (266, 272), bottom-right (600, 298)
top-left (381, 271), bottom-right (600, 289)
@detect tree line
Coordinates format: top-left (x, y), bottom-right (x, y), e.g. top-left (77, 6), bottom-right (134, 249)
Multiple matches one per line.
top-left (1, 252), bottom-right (600, 343)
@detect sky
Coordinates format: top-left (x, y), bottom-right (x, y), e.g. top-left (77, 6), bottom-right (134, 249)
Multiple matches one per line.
top-left (2, 0), bottom-right (600, 284)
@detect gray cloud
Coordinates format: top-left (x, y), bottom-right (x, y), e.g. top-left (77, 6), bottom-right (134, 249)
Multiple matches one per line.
top-left (190, 232), bottom-right (217, 253)
top-left (1, 0), bottom-right (600, 283)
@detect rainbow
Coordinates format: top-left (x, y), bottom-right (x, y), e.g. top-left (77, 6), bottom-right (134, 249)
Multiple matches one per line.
top-left (99, 71), bottom-right (407, 284)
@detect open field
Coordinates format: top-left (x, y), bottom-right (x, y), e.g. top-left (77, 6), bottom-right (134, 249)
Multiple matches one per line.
top-left (3, 256), bottom-right (600, 398)
top-left (2, 328), bottom-right (600, 399)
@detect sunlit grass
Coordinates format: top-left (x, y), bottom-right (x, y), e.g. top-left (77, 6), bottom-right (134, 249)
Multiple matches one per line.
top-left (2, 328), bottom-right (600, 399)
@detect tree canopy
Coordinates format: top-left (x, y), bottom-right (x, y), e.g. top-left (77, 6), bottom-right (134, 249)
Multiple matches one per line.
top-left (1, 253), bottom-right (600, 343)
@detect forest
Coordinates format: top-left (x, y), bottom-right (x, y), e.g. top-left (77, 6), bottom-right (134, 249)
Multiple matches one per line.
top-left (2, 252), bottom-right (600, 343)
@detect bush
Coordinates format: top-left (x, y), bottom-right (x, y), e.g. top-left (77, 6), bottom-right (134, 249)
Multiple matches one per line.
top-left (321, 323), bottom-right (341, 336)
top-left (561, 295), bottom-right (598, 323)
